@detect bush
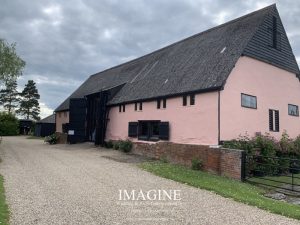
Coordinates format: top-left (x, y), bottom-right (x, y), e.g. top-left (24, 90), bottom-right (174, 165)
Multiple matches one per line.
top-left (223, 133), bottom-right (279, 156)
top-left (254, 133), bottom-right (278, 157)
top-left (291, 135), bottom-right (300, 157)
top-left (223, 132), bottom-right (300, 176)
top-left (0, 112), bottom-right (18, 136)
top-left (191, 158), bottom-right (203, 170)
top-left (113, 141), bottom-right (120, 150)
top-left (119, 140), bottom-right (133, 153)
top-left (223, 133), bottom-right (256, 154)
top-left (104, 140), bottom-right (113, 149)
top-left (44, 134), bottom-right (58, 145)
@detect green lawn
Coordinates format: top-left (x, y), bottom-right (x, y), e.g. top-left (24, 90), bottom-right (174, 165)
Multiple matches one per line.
top-left (140, 161), bottom-right (300, 220)
top-left (248, 174), bottom-right (300, 189)
top-left (0, 175), bottom-right (9, 225)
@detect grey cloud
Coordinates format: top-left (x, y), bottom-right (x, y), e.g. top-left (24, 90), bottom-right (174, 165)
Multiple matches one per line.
top-left (0, 0), bottom-right (299, 112)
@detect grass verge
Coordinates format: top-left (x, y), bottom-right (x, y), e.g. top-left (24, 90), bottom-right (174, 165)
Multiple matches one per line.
top-left (26, 136), bottom-right (44, 140)
top-left (0, 175), bottom-right (9, 225)
top-left (139, 161), bottom-right (300, 220)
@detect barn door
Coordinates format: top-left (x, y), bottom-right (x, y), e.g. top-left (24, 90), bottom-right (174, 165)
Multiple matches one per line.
top-left (68, 98), bottom-right (87, 144)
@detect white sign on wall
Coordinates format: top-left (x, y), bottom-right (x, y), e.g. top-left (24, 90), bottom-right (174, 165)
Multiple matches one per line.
top-left (68, 130), bottom-right (75, 135)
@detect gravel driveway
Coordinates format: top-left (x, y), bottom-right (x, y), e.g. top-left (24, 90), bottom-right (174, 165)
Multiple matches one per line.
top-left (0, 136), bottom-right (299, 225)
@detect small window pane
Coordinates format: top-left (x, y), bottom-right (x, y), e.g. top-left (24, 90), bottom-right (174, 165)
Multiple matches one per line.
top-left (157, 99), bottom-right (161, 109)
top-left (151, 122), bottom-right (160, 137)
top-left (183, 96), bottom-right (187, 106)
top-left (241, 94), bottom-right (257, 109)
top-left (139, 102), bottom-right (143, 111)
top-left (140, 122), bottom-right (148, 136)
top-left (190, 94), bottom-right (195, 105)
top-left (134, 103), bottom-right (137, 111)
top-left (123, 104), bottom-right (125, 112)
top-left (163, 99), bottom-right (166, 108)
top-left (288, 104), bottom-right (299, 116)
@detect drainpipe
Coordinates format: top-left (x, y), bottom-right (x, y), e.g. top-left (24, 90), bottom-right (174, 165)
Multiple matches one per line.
top-left (218, 90), bottom-right (221, 145)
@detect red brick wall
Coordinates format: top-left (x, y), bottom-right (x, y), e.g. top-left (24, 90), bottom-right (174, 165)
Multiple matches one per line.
top-left (132, 142), bottom-right (244, 180)
top-left (55, 132), bottom-right (68, 144)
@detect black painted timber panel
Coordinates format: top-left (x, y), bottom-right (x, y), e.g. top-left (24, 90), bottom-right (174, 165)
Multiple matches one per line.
top-left (243, 7), bottom-right (300, 76)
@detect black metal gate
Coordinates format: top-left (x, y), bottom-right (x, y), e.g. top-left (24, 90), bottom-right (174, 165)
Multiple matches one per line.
top-left (242, 154), bottom-right (300, 194)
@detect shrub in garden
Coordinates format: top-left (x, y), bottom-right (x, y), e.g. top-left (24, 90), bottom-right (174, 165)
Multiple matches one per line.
top-left (223, 133), bottom-right (255, 153)
top-left (291, 135), bottom-right (300, 157)
top-left (119, 140), bottom-right (133, 153)
top-left (0, 112), bottom-right (19, 136)
top-left (104, 140), bottom-right (113, 149)
top-left (253, 133), bottom-right (278, 157)
top-left (279, 131), bottom-right (294, 155)
top-left (223, 131), bottom-right (300, 176)
top-left (191, 158), bottom-right (203, 170)
top-left (113, 141), bottom-right (120, 150)
top-left (44, 134), bottom-right (58, 145)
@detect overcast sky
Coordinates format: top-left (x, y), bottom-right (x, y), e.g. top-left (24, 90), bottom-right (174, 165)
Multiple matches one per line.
top-left (1, 0), bottom-right (299, 118)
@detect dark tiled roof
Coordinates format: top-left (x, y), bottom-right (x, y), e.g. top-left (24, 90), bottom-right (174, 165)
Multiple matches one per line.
top-left (55, 4), bottom-right (291, 111)
top-left (37, 114), bottom-right (55, 124)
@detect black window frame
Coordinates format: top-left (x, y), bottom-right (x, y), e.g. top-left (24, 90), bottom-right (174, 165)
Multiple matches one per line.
top-left (134, 102), bottom-right (137, 111)
top-left (190, 94), bottom-right (195, 105)
top-left (157, 99), bottom-right (161, 109)
top-left (139, 102), bottom-right (143, 111)
top-left (183, 95), bottom-right (187, 106)
top-left (241, 93), bottom-right (257, 109)
top-left (162, 98), bottom-right (167, 108)
top-left (119, 105), bottom-right (122, 112)
top-left (157, 98), bottom-right (167, 109)
top-left (138, 120), bottom-right (161, 142)
top-left (269, 109), bottom-right (280, 132)
top-left (122, 104), bottom-right (125, 112)
top-left (288, 104), bottom-right (299, 117)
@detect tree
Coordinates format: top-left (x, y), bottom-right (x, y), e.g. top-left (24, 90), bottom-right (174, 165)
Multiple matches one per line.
top-left (0, 39), bottom-right (25, 85)
top-left (17, 80), bottom-right (40, 121)
top-left (0, 112), bottom-right (19, 136)
top-left (0, 78), bottom-right (19, 113)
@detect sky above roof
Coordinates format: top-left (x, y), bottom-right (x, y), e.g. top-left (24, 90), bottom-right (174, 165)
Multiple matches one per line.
top-left (1, 0), bottom-right (299, 118)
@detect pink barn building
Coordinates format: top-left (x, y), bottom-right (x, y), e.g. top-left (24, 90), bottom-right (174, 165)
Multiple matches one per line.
top-left (55, 5), bottom-right (300, 148)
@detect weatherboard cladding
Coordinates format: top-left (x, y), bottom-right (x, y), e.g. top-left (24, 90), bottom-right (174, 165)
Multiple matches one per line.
top-left (243, 7), bottom-right (300, 76)
top-left (55, 5), bottom-right (299, 112)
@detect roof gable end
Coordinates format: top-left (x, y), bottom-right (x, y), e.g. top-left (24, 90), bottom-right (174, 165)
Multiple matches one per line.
top-left (242, 6), bottom-right (300, 76)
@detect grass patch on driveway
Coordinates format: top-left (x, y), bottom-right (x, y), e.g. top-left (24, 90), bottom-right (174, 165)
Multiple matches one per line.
top-left (26, 136), bottom-right (44, 140)
top-left (0, 175), bottom-right (9, 225)
top-left (140, 161), bottom-right (300, 220)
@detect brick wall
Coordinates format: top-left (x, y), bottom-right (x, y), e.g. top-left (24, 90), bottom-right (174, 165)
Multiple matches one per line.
top-left (55, 132), bottom-right (68, 144)
top-left (132, 142), bottom-right (244, 180)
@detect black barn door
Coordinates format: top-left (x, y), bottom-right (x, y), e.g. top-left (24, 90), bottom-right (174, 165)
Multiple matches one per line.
top-left (68, 98), bottom-right (87, 144)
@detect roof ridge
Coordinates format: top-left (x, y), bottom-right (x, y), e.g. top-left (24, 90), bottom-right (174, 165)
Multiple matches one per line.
top-left (89, 4), bottom-right (275, 78)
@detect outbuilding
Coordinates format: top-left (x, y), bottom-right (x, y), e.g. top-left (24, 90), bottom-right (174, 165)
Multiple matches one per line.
top-left (34, 114), bottom-right (56, 137)
top-left (19, 119), bottom-right (33, 135)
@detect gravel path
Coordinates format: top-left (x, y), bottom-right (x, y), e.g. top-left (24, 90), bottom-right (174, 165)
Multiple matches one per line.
top-left (0, 136), bottom-right (299, 225)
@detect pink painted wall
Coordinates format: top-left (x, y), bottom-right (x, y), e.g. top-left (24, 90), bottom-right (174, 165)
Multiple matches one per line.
top-left (220, 56), bottom-right (300, 140)
top-left (106, 92), bottom-right (219, 145)
top-left (55, 111), bottom-right (69, 133)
